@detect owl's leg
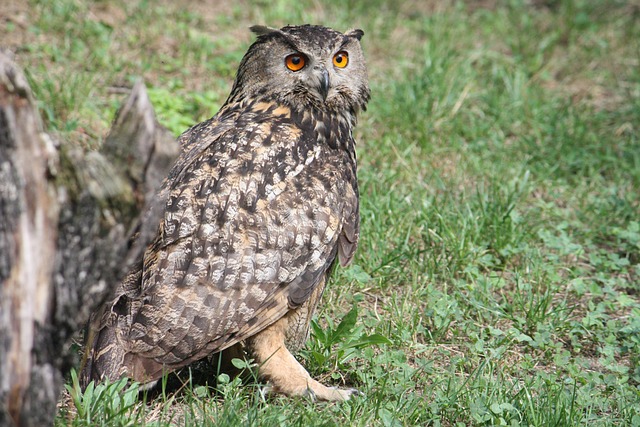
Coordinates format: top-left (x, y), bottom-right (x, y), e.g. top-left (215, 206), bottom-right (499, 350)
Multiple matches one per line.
top-left (246, 313), bottom-right (359, 401)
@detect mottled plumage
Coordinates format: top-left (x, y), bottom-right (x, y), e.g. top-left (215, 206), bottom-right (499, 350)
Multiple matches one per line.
top-left (81, 24), bottom-right (370, 401)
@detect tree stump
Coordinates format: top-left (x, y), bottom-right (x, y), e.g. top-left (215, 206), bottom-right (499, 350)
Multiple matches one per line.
top-left (0, 52), bottom-right (179, 427)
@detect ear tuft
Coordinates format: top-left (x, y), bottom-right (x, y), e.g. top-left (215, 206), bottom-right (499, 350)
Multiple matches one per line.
top-left (250, 25), bottom-right (279, 36)
top-left (345, 29), bottom-right (364, 40)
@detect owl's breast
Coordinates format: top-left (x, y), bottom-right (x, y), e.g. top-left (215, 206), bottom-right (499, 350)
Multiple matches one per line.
top-left (230, 104), bottom-right (356, 208)
top-left (160, 103), bottom-right (358, 287)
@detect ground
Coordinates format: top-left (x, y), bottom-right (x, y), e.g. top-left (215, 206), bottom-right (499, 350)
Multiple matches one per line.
top-left (2, 0), bottom-right (639, 425)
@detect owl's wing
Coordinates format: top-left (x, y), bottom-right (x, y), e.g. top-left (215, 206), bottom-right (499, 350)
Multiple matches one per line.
top-left (337, 189), bottom-right (359, 267)
top-left (119, 113), bottom-right (352, 380)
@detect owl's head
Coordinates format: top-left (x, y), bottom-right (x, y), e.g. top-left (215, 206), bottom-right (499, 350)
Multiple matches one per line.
top-left (228, 25), bottom-right (370, 118)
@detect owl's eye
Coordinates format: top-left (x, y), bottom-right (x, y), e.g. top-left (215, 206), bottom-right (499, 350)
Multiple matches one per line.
top-left (333, 51), bottom-right (349, 68)
top-left (285, 54), bottom-right (306, 72)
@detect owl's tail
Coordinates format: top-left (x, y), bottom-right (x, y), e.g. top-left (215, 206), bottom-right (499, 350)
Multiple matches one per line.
top-left (79, 309), bottom-right (128, 390)
top-left (79, 265), bottom-right (169, 390)
top-left (79, 267), bottom-right (143, 390)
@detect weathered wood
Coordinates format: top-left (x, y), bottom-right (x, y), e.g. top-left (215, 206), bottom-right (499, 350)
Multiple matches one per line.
top-left (0, 50), bottom-right (60, 427)
top-left (0, 52), bottom-right (179, 426)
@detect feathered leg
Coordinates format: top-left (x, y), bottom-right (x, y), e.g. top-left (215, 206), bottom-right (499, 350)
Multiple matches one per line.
top-left (246, 310), bottom-right (359, 401)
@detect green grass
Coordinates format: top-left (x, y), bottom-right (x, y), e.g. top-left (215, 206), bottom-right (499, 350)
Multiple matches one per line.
top-left (6, 0), bottom-right (640, 425)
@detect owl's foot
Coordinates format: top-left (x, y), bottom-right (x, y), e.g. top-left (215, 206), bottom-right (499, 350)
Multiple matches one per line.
top-left (247, 314), bottom-right (359, 402)
top-left (305, 386), bottom-right (362, 402)
top-left (261, 382), bottom-right (361, 402)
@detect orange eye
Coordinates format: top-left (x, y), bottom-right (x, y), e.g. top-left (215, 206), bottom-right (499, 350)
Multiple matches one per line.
top-left (285, 54), bottom-right (306, 71)
top-left (333, 51), bottom-right (349, 68)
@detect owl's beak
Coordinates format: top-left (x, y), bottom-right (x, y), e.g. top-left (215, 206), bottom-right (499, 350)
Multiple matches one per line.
top-left (318, 68), bottom-right (330, 101)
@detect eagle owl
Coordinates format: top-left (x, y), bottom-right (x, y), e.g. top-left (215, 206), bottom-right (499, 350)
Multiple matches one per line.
top-left (81, 24), bottom-right (370, 401)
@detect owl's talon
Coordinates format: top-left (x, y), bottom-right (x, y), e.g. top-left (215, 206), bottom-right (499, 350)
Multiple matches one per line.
top-left (303, 386), bottom-right (317, 402)
top-left (259, 385), bottom-right (272, 401)
top-left (347, 388), bottom-right (363, 398)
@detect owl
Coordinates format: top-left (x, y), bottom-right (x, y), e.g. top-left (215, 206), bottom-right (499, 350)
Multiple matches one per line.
top-left (80, 24), bottom-right (370, 401)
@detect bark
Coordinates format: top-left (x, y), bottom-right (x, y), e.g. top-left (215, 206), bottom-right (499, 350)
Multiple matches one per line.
top-left (0, 52), bottom-right (178, 426)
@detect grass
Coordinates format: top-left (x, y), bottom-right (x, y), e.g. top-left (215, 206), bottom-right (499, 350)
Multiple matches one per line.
top-left (4, 0), bottom-right (639, 425)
